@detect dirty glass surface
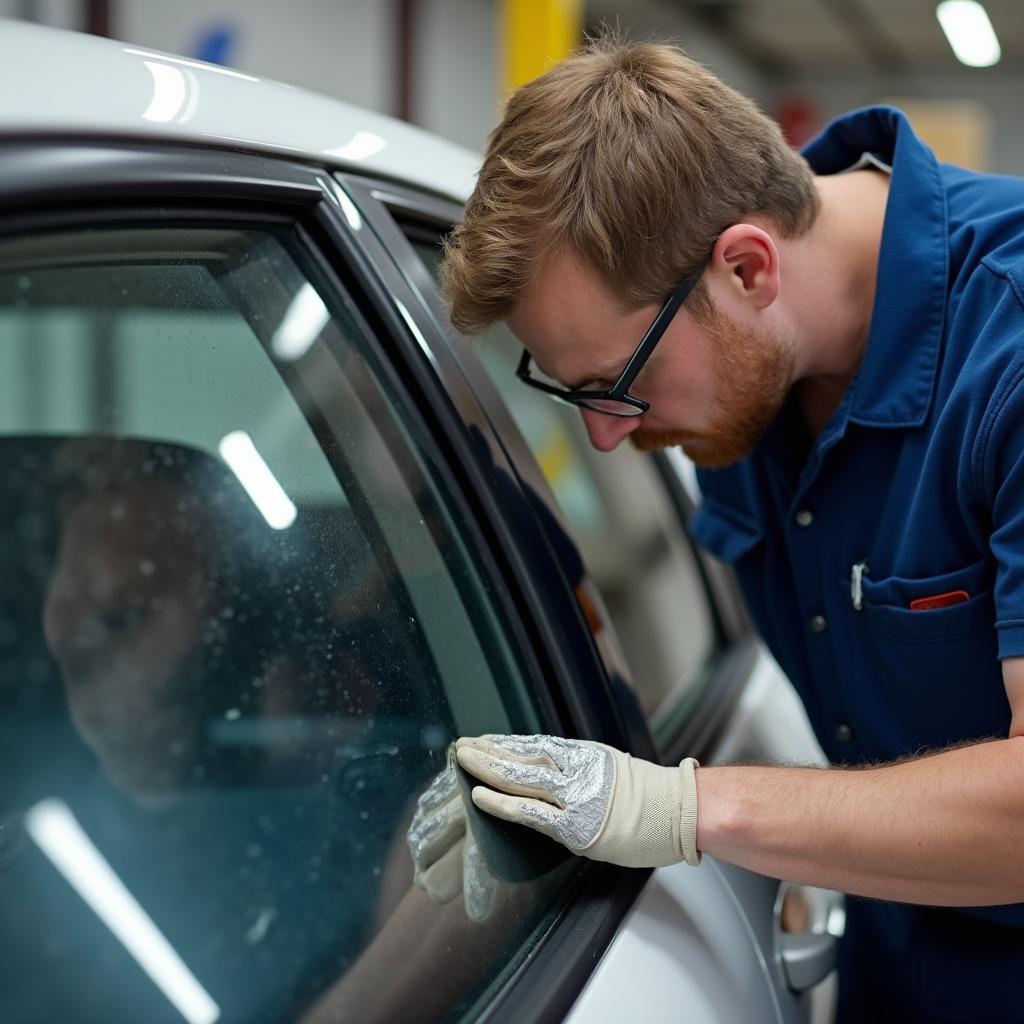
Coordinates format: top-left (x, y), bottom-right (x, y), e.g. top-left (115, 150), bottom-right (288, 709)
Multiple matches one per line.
top-left (0, 224), bottom-right (577, 1023)
top-left (405, 232), bottom-right (718, 746)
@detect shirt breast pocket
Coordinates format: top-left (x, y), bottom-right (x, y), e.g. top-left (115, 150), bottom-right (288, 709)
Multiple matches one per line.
top-left (851, 558), bottom-right (1010, 753)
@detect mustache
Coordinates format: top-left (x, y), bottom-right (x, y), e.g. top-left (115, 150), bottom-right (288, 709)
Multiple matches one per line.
top-left (629, 428), bottom-right (699, 453)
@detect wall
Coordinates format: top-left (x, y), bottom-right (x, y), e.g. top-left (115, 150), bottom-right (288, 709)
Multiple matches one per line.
top-left (584, 0), bottom-right (770, 105)
top-left (415, 0), bottom-right (502, 150)
top-left (777, 69), bottom-right (1024, 174)
top-left (117, 0), bottom-right (392, 117)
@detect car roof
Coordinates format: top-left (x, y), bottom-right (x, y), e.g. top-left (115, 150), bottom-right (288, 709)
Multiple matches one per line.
top-left (0, 20), bottom-right (479, 204)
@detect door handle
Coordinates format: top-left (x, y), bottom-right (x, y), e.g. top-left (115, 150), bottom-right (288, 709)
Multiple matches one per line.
top-left (779, 929), bottom-right (838, 992)
top-left (774, 882), bottom-right (844, 992)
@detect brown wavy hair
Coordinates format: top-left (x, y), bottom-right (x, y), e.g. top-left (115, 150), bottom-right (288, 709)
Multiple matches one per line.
top-left (440, 33), bottom-right (819, 334)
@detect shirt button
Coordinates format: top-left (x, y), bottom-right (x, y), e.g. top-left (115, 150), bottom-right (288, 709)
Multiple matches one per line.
top-left (835, 723), bottom-right (853, 743)
top-left (809, 615), bottom-right (827, 634)
top-left (796, 509), bottom-right (814, 527)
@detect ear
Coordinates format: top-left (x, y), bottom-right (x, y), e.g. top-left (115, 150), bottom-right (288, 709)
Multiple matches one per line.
top-left (709, 224), bottom-right (780, 311)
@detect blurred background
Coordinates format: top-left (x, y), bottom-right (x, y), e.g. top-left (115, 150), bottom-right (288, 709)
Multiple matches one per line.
top-left (2, 0), bottom-right (1020, 172)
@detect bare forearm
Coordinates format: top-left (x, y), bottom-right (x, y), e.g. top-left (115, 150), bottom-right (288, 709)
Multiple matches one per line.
top-left (697, 736), bottom-right (1024, 906)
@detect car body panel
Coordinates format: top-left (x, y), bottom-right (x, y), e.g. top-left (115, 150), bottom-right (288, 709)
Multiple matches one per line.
top-left (567, 860), bottom-right (781, 1024)
top-left (0, 20), bottom-right (479, 202)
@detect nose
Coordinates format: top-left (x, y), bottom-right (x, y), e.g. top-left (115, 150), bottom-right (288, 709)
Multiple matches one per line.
top-left (578, 407), bottom-right (641, 452)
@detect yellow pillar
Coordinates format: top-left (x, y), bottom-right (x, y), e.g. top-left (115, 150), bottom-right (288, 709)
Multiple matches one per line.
top-left (501, 0), bottom-right (583, 94)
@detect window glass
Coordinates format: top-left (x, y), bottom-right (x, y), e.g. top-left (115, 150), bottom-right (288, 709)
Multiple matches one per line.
top-left (0, 223), bottom-right (577, 1023)
top-left (405, 233), bottom-right (717, 743)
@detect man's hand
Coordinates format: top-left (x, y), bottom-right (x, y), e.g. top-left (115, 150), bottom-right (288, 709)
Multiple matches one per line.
top-left (455, 734), bottom-right (701, 869)
top-left (406, 757), bottom-right (497, 921)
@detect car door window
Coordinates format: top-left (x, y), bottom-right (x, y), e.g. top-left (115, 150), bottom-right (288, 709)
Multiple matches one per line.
top-left (0, 220), bottom-right (578, 1023)
top-left (402, 230), bottom-right (719, 751)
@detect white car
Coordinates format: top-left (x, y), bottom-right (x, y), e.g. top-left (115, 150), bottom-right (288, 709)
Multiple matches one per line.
top-left (0, 20), bottom-right (838, 1024)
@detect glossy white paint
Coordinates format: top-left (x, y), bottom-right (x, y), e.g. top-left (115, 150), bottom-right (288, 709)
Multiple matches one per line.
top-left (567, 648), bottom-right (830, 1024)
top-left (566, 858), bottom-right (784, 1024)
top-left (0, 20), bottom-right (479, 202)
top-left (710, 646), bottom-right (827, 769)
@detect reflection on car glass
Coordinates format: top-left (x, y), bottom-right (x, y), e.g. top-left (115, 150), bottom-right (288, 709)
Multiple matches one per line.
top-left (0, 222), bottom-right (580, 1024)
top-left (2, 437), bottom-right (432, 1022)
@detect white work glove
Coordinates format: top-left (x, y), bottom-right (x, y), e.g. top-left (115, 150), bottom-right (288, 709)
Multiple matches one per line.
top-left (406, 757), bottom-right (497, 921)
top-left (455, 734), bottom-right (701, 869)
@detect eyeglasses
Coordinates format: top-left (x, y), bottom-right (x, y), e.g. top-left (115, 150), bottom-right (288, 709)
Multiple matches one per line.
top-left (516, 259), bottom-right (708, 418)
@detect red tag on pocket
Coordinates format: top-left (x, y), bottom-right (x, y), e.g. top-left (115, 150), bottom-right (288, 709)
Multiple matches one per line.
top-left (909, 590), bottom-right (970, 611)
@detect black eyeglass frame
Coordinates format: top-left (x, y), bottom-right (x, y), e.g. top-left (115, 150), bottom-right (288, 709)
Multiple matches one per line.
top-left (515, 259), bottom-right (708, 418)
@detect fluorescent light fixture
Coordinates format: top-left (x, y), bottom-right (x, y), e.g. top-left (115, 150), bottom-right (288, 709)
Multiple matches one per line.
top-left (25, 799), bottom-right (220, 1024)
top-left (125, 47), bottom-right (260, 82)
top-left (325, 131), bottom-right (387, 162)
top-left (936, 1), bottom-right (1001, 67)
top-left (218, 431), bottom-right (297, 530)
top-left (271, 283), bottom-right (330, 360)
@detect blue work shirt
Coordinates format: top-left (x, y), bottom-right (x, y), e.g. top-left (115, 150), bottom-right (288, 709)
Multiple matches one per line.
top-left (690, 106), bottom-right (1024, 1021)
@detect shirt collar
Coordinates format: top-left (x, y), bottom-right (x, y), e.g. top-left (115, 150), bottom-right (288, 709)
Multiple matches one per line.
top-left (801, 106), bottom-right (949, 429)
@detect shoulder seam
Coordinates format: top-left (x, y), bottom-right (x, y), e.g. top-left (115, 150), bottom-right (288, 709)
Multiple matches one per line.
top-left (969, 261), bottom-right (1024, 502)
top-left (972, 358), bottom-right (1024, 506)
top-left (981, 254), bottom-right (1024, 313)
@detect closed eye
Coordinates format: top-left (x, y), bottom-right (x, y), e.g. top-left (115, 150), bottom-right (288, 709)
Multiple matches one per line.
top-left (568, 375), bottom-right (616, 392)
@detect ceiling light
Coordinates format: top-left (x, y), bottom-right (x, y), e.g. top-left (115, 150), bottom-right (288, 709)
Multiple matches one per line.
top-left (936, 1), bottom-right (1001, 67)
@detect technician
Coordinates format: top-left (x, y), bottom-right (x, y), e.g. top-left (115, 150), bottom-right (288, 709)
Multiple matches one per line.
top-left (442, 36), bottom-right (1024, 1022)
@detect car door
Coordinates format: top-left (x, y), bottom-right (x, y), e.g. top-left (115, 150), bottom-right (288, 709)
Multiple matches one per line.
top-left (0, 138), bottom-right (832, 1024)
top-left (337, 176), bottom-right (838, 1023)
top-left (0, 140), bottom-right (672, 1024)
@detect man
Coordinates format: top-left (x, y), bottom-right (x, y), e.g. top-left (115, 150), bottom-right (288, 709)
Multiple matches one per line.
top-left (440, 35), bottom-right (1024, 1022)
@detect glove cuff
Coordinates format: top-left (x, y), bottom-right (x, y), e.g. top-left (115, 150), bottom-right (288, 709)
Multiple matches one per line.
top-left (678, 757), bottom-right (702, 866)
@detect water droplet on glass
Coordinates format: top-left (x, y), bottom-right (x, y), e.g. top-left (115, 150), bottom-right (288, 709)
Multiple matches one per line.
top-left (245, 907), bottom-right (276, 946)
top-left (421, 724), bottom-right (447, 750)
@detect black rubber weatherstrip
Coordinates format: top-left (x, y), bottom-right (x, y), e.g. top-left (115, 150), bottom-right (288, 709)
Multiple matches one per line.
top-left (480, 863), bottom-right (652, 1024)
